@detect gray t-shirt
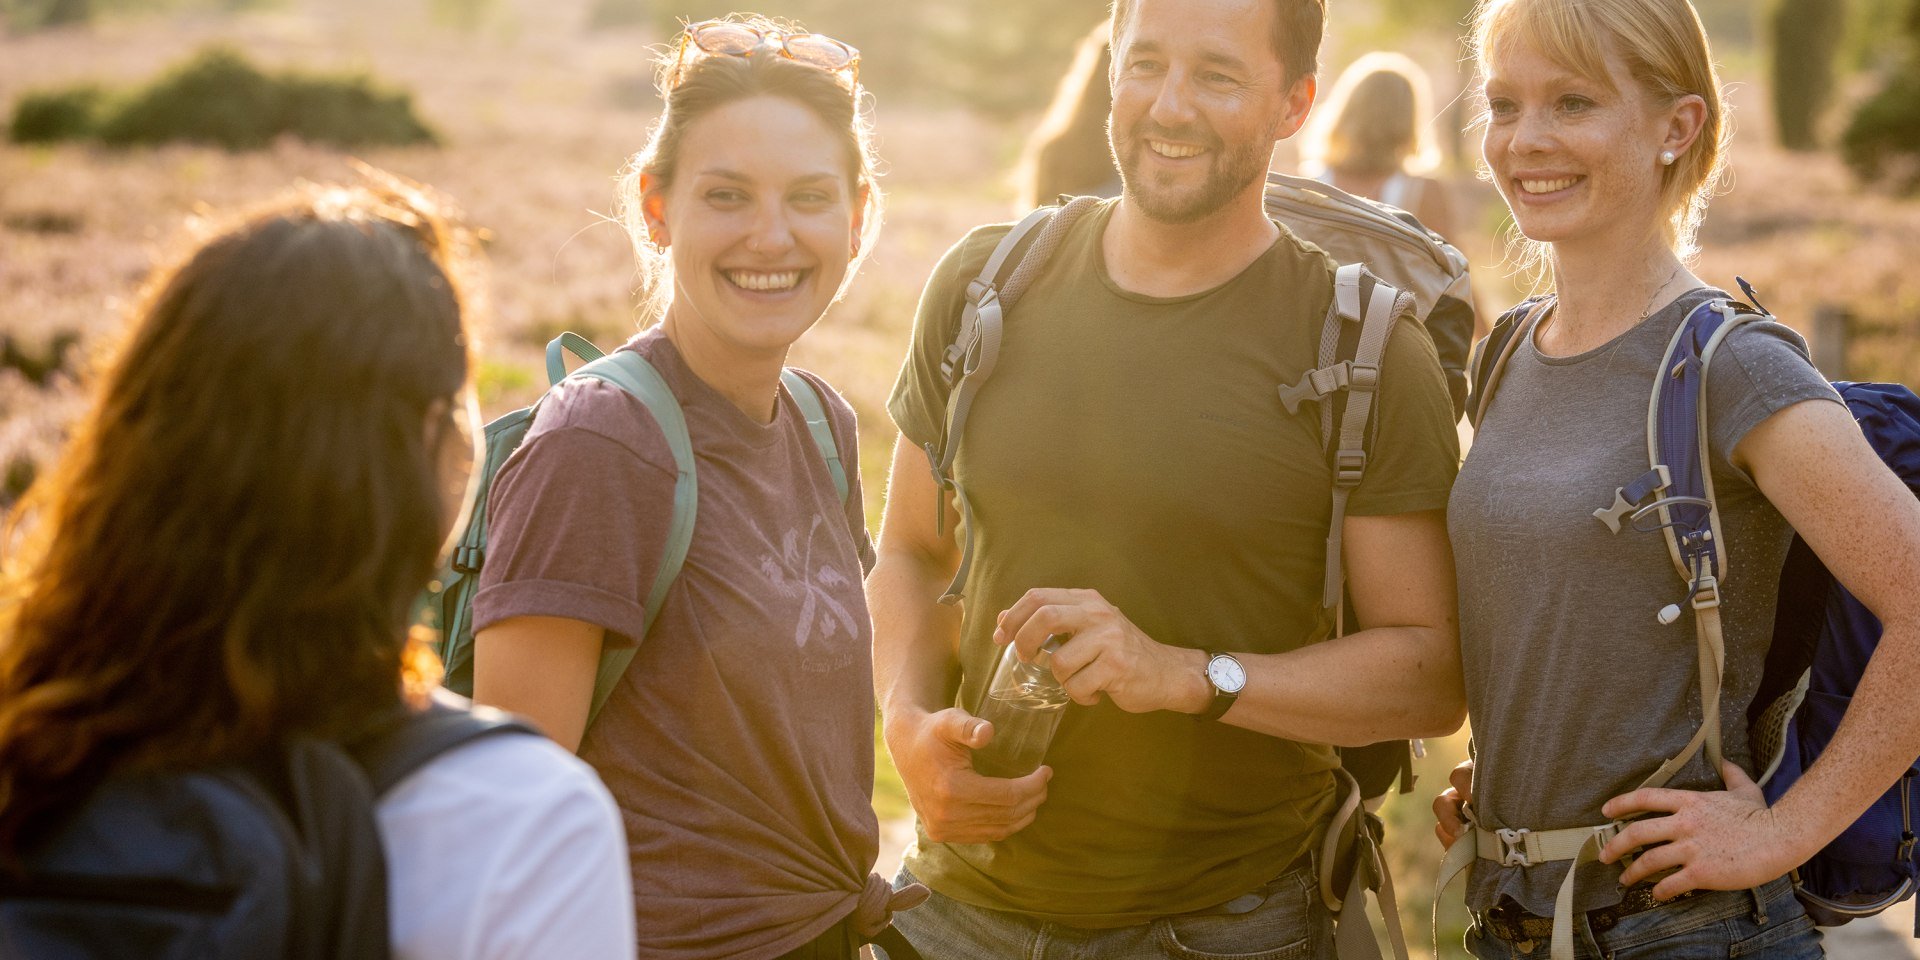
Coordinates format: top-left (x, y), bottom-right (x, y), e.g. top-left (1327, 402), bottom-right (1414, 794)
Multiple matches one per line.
top-left (1451, 289), bottom-right (1841, 914)
top-left (472, 328), bottom-right (879, 960)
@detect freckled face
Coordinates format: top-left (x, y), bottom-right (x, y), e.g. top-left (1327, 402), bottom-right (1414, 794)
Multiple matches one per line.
top-left (1109, 0), bottom-right (1310, 224)
top-left (1482, 38), bottom-right (1675, 249)
top-left (651, 96), bottom-right (858, 354)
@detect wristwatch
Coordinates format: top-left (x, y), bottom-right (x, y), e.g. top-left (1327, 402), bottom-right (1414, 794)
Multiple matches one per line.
top-left (1199, 651), bottom-right (1246, 721)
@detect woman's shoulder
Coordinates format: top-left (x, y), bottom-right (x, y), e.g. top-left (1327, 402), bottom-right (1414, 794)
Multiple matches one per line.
top-left (518, 338), bottom-right (682, 474)
top-left (376, 728), bottom-right (632, 960)
top-left (378, 725), bottom-right (618, 821)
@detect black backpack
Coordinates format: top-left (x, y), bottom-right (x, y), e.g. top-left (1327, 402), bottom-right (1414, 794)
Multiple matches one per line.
top-left (0, 691), bottom-right (536, 960)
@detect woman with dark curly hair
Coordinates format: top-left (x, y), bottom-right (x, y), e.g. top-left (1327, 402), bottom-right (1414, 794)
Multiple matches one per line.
top-left (0, 180), bottom-right (632, 960)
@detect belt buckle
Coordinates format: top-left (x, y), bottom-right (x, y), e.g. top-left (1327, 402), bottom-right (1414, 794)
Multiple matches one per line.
top-left (1496, 827), bottom-right (1532, 867)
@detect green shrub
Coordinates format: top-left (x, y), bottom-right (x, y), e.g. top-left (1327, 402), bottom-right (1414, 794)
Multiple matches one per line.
top-left (1843, 69), bottom-right (1920, 192)
top-left (3, 0), bottom-right (92, 32)
top-left (96, 47), bottom-right (284, 148)
top-left (279, 73), bottom-right (437, 147)
top-left (8, 46), bottom-right (438, 150)
top-left (8, 85), bottom-right (106, 143)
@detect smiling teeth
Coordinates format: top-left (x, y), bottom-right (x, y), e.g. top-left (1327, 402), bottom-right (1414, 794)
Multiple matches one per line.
top-left (1149, 141), bottom-right (1203, 159)
top-left (726, 270), bottom-right (800, 292)
top-left (1521, 177), bottom-right (1579, 194)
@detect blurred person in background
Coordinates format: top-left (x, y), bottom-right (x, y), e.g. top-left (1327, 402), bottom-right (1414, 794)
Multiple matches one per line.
top-left (1434, 0), bottom-right (1920, 956)
top-left (1015, 22), bottom-right (1122, 209)
top-left (467, 15), bottom-right (925, 960)
top-left (1300, 51), bottom-right (1457, 239)
top-left (0, 179), bottom-right (634, 959)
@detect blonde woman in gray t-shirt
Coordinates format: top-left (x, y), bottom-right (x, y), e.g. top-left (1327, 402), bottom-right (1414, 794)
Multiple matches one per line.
top-left (1433, 0), bottom-right (1920, 957)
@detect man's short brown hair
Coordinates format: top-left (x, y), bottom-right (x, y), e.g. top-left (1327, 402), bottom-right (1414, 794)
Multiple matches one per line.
top-left (1109, 0), bottom-right (1326, 86)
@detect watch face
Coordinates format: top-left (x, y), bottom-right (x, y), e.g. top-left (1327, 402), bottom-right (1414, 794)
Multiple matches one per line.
top-left (1207, 655), bottom-right (1246, 694)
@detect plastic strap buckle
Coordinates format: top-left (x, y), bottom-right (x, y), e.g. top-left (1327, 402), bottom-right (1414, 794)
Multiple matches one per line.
top-left (451, 545), bottom-right (484, 575)
top-left (1690, 575), bottom-right (1721, 611)
top-left (1348, 363), bottom-right (1379, 392)
top-left (939, 342), bottom-right (965, 383)
top-left (1334, 449), bottom-right (1368, 487)
top-left (1497, 828), bottom-right (1533, 867)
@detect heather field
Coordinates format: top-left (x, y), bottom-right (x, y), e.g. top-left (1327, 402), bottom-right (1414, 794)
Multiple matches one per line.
top-left (5, 1), bottom-right (1920, 955)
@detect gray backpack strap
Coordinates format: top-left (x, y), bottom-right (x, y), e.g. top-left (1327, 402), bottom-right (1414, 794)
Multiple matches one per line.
top-left (570, 349), bottom-right (697, 727)
top-left (781, 369), bottom-right (851, 505)
top-left (926, 196), bottom-right (1100, 605)
top-left (1280, 264), bottom-right (1409, 631)
top-left (1469, 299), bottom-right (1551, 429)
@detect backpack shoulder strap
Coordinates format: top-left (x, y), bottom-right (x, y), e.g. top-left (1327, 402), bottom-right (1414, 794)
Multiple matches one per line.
top-left (926, 197), bottom-right (1101, 606)
top-left (780, 369), bottom-right (851, 505)
top-left (1589, 294), bottom-right (1768, 796)
top-left (1467, 298), bottom-right (1551, 430)
top-left (546, 332), bottom-right (606, 384)
top-left (1278, 264), bottom-right (1410, 628)
top-left (353, 690), bottom-right (541, 796)
top-left (567, 348), bottom-right (698, 726)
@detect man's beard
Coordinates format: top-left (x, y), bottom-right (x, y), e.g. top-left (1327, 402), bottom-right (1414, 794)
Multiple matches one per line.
top-left (1112, 119), bottom-right (1274, 224)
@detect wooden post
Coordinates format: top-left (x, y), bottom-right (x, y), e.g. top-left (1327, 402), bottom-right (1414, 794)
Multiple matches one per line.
top-left (1813, 304), bottom-right (1850, 380)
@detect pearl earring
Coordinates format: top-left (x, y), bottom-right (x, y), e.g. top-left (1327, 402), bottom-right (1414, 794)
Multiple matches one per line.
top-left (1661, 150), bottom-right (1677, 166)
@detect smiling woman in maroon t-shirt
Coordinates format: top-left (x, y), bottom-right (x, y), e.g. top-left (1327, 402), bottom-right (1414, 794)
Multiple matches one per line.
top-left (468, 16), bottom-right (917, 960)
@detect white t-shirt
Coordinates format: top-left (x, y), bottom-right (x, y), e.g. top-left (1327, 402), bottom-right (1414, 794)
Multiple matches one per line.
top-left (376, 731), bottom-right (635, 960)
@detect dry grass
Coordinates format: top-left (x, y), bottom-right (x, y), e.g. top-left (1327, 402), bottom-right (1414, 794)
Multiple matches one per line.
top-left (4, 6), bottom-right (1919, 958)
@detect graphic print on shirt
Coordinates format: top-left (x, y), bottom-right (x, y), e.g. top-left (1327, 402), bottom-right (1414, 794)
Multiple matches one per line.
top-left (756, 514), bottom-right (861, 655)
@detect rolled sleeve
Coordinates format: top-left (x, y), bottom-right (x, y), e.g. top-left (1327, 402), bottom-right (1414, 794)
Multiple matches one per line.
top-left (1348, 317), bottom-right (1462, 516)
top-left (472, 420), bottom-right (676, 648)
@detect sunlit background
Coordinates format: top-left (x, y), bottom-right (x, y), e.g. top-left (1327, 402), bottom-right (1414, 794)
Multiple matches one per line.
top-left (3, 0), bottom-right (1919, 954)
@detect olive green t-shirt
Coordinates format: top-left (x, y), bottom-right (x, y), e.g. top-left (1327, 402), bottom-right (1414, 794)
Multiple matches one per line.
top-left (887, 199), bottom-right (1461, 926)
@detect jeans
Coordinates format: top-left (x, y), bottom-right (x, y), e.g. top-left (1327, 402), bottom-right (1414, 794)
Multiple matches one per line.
top-left (874, 864), bottom-right (1336, 960)
top-left (1464, 875), bottom-right (1824, 960)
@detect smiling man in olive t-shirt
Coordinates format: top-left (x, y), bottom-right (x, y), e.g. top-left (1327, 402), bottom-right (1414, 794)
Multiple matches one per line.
top-left (868, 0), bottom-right (1463, 957)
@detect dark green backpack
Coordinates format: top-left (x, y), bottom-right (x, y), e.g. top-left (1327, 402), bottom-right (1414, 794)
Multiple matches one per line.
top-left (426, 332), bottom-right (850, 727)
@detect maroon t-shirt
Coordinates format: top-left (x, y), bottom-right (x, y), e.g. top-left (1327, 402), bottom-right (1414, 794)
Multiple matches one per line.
top-left (473, 328), bottom-right (879, 960)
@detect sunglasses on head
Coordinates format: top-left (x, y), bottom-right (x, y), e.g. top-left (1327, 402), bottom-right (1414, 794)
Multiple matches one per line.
top-left (668, 20), bottom-right (861, 90)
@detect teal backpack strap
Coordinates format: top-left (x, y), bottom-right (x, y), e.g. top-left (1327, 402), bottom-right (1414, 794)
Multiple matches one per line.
top-left (546, 331), bottom-right (607, 384)
top-left (780, 369), bottom-right (850, 504)
top-left (569, 349), bottom-right (698, 726)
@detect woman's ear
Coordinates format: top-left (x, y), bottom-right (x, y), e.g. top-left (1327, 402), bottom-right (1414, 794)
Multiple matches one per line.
top-left (1661, 93), bottom-right (1709, 163)
top-left (639, 172), bottom-right (671, 248)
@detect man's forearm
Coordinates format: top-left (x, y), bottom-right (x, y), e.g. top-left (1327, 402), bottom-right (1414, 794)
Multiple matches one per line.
top-left (869, 550), bottom-right (964, 724)
top-left (1222, 623), bottom-right (1466, 746)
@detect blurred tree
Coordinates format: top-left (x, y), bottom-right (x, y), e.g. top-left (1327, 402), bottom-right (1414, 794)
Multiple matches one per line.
top-left (1, 0), bottom-right (92, 30)
top-left (1376, 0), bottom-right (1474, 37)
top-left (585, 0), bottom-right (646, 31)
top-left (1692, 0), bottom-right (1759, 45)
top-left (1840, 0), bottom-right (1920, 191)
top-left (1768, 0), bottom-right (1846, 150)
top-left (1844, 0), bottom-right (1912, 68)
top-left (926, 0), bottom-right (1108, 116)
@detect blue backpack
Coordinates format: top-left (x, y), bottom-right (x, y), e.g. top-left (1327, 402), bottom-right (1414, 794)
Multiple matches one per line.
top-left (1469, 282), bottom-right (1920, 932)
top-left (424, 332), bottom-right (851, 727)
top-left (0, 692), bottom-right (536, 960)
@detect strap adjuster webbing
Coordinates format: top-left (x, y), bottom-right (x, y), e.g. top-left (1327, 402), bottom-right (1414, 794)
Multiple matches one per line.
top-left (1277, 361), bottom-right (1380, 415)
top-left (1469, 821), bottom-right (1622, 869)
